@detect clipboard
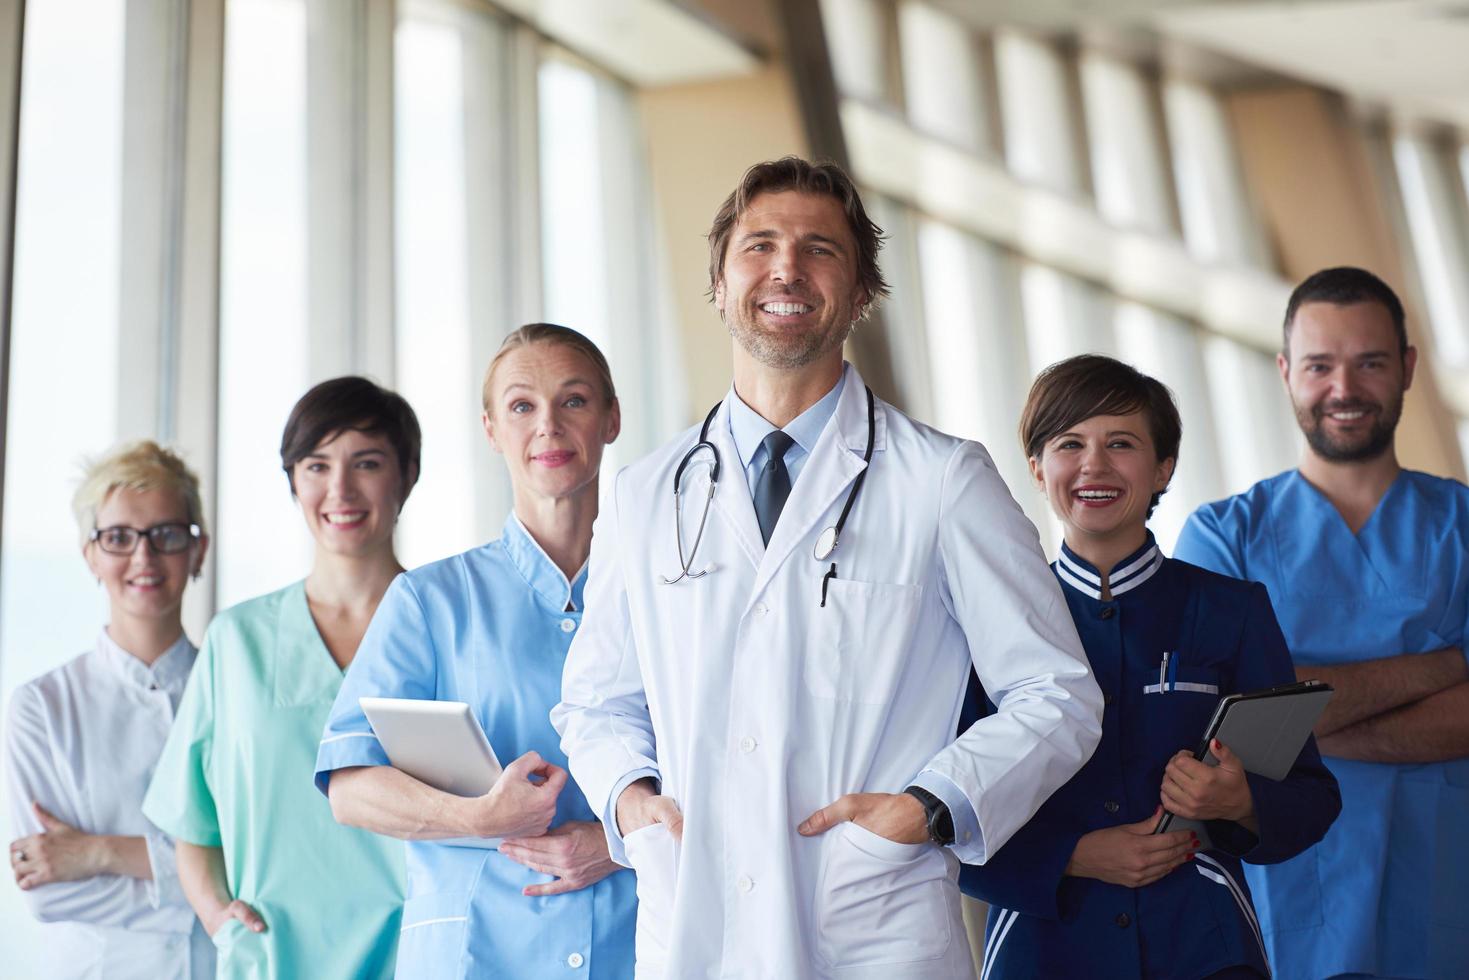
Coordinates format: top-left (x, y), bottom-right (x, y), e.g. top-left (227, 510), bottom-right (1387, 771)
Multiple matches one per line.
top-left (1155, 680), bottom-right (1334, 839)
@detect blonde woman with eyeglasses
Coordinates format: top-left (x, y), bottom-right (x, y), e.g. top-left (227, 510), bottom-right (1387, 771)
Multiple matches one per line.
top-left (4, 440), bottom-right (215, 979)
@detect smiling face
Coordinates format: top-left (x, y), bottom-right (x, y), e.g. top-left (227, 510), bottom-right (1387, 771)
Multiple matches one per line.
top-left (291, 428), bottom-right (407, 558)
top-left (483, 341), bottom-right (621, 505)
top-left (85, 487), bottom-right (204, 630)
top-left (1280, 300), bottom-right (1416, 463)
top-left (714, 190), bottom-right (868, 374)
top-left (1030, 412), bottom-right (1175, 557)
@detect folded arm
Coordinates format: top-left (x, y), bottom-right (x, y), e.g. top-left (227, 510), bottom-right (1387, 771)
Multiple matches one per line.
top-left (1316, 680), bottom-right (1469, 763)
top-left (1302, 648), bottom-right (1467, 737)
top-left (5, 686), bottom-right (190, 929)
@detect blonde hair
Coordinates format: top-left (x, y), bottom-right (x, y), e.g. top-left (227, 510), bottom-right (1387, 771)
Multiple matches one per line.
top-left (72, 440), bottom-right (207, 547)
top-left (481, 323), bottom-right (617, 417)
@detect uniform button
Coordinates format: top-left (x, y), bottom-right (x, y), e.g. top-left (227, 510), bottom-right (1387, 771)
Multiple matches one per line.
top-left (1099, 606), bottom-right (1116, 620)
top-left (560, 618), bottom-right (576, 633)
top-left (752, 602), bottom-right (768, 617)
top-left (1115, 913), bottom-right (1130, 928)
top-left (736, 874), bottom-right (754, 894)
top-left (1103, 692), bottom-right (1114, 706)
top-left (567, 952), bottom-right (584, 968)
top-left (1104, 801), bottom-right (1120, 813)
top-left (739, 736), bottom-right (757, 753)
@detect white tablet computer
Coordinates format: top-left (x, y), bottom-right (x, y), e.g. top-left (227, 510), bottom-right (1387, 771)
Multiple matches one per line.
top-left (359, 697), bottom-right (503, 797)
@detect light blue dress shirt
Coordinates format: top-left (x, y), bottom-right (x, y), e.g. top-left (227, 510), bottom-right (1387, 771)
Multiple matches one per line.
top-left (314, 515), bottom-right (637, 980)
top-left (726, 371), bottom-right (845, 495)
top-left (1176, 469), bottom-right (1469, 980)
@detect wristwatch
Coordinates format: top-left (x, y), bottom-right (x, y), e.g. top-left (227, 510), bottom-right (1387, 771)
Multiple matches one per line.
top-left (903, 786), bottom-right (956, 846)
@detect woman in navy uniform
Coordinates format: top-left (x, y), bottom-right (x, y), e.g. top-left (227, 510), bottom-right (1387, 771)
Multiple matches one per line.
top-left (961, 355), bottom-right (1340, 980)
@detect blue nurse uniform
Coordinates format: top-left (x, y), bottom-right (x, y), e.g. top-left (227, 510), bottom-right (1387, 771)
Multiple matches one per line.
top-left (960, 535), bottom-right (1340, 979)
top-left (1177, 469), bottom-right (1469, 980)
top-left (314, 515), bottom-right (637, 979)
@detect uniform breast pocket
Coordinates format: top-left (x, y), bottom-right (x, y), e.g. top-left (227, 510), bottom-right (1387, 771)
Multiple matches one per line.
top-left (804, 578), bottom-right (925, 705)
top-left (1142, 664), bottom-right (1224, 755)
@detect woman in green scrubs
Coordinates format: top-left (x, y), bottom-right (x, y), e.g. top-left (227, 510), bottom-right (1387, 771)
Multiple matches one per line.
top-left (144, 377), bottom-right (420, 978)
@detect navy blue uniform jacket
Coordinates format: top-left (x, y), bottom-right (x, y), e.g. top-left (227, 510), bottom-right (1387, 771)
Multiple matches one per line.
top-left (959, 537), bottom-right (1341, 979)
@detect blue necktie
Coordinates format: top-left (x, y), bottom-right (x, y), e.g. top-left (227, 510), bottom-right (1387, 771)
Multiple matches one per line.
top-left (754, 431), bottom-right (795, 546)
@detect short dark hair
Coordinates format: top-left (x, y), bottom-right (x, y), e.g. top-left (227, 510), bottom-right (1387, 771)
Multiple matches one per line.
top-left (280, 376), bottom-right (422, 500)
top-left (1284, 266), bottom-right (1408, 355)
top-left (706, 156), bottom-right (890, 315)
top-left (1019, 354), bottom-right (1182, 517)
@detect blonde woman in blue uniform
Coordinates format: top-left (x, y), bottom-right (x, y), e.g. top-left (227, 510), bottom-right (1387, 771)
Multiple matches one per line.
top-left (315, 324), bottom-right (636, 979)
top-left (960, 355), bottom-right (1340, 979)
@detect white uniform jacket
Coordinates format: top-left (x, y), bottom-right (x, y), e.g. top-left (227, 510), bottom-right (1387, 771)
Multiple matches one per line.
top-left (553, 364), bottom-right (1102, 980)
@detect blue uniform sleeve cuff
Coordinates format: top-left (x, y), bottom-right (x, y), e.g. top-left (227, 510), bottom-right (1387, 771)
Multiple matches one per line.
top-left (912, 769), bottom-right (984, 862)
top-left (603, 768), bottom-right (661, 867)
top-left (314, 732), bottom-right (392, 796)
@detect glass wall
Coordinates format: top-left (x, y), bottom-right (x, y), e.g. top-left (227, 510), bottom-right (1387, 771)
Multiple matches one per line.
top-left (0, 2), bottom-right (126, 970)
top-left (215, 0), bottom-right (312, 607)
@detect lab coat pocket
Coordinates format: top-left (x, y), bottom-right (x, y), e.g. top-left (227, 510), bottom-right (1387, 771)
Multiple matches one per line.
top-left (395, 892), bottom-right (470, 980)
top-left (624, 822), bottom-right (678, 974)
top-left (806, 579), bottom-right (925, 704)
top-left (816, 821), bottom-right (953, 969)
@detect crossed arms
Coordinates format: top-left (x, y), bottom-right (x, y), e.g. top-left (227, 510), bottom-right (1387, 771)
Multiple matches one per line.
top-left (1303, 648), bottom-right (1469, 763)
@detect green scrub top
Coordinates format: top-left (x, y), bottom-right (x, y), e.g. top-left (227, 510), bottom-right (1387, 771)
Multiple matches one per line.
top-left (143, 581), bottom-right (405, 979)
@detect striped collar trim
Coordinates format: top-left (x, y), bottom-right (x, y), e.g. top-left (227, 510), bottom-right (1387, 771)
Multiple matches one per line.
top-left (1055, 541), bottom-right (1164, 602)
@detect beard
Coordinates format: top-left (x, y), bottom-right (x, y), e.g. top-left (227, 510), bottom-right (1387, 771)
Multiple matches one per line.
top-left (1295, 393), bottom-right (1402, 463)
top-left (725, 302), bottom-right (853, 371)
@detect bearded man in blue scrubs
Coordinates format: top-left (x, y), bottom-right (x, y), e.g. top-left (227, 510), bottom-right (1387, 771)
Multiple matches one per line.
top-left (1176, 266), bottom-right (1469, 980)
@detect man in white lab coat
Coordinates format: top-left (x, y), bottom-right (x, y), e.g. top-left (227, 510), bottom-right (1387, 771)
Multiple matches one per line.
top-left (553, 157), bottom-right (1102, 979)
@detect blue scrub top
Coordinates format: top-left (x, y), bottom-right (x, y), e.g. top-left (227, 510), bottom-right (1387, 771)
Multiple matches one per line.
top-left (1177, 469), bottom-right (1469, 980)
top-left (959, 535), bottom-right (1340, 980)
top-left (314, 515), bottom-right (637, 980)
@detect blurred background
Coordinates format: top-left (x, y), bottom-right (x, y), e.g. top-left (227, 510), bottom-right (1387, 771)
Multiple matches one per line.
top-left (2, 0), bottom-right (1467, 967)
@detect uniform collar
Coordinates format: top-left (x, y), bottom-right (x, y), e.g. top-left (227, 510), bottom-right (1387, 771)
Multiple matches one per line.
top-left (1055, 532), bottom-right (1164, 601)
top-left (501, 512), bottom-right (586, 612)
top-left (96, 627), bottom-right (196, 693)
top-left (726, 369), bottom-right (846, 470)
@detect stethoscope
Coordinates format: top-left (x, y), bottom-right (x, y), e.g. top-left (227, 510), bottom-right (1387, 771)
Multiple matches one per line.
top-left (661, 385), bottom-right (876, 609)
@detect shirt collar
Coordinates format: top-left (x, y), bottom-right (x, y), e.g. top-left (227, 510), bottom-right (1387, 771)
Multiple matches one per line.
top-left (726, 369), bottom-right (847, 469)
top-left (1055, 532), bottom-right (1164, 601)
top-left (501, 512), bottom-right (587, 612)
top-left (96, 627), bottom-right (196, 693)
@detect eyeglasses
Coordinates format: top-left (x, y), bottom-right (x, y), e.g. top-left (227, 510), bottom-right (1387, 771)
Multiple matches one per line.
top-left (89, 522), bottom-right (201, 555)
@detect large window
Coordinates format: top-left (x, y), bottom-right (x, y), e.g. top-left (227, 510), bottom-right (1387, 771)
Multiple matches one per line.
top-left (0, 1), bottom-right (126, 968)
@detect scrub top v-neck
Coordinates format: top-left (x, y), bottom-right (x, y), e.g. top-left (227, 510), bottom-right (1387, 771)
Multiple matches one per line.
top-left (144, 581), bottom-right (406, 979)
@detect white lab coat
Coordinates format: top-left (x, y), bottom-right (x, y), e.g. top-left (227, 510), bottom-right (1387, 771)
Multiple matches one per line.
top-left (554, 364), bottom-right (1102, 980)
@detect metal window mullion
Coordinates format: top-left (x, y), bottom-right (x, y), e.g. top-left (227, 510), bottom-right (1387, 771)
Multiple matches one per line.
top-left (462, 9), bottom-right (515, 541)
top-left (175, 0), bottom-right (224, 636)
top-left (0, 0), bottom-right (26, 679)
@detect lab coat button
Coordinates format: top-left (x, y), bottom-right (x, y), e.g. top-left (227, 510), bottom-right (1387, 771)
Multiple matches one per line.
top-left (1104, 801), bottom-right (1120, 813)
top-left (1099, 606), bottom-right (1116, 620)
top-left (560, 618), bottom-right (576, 633)
top-left (752, 602), bottom-right (768, 617)
top-left (567, 953), bottom-right (585, 968)
top-left (736, 874), bottom-right (754, 893)
top-left (1115, 913), bottom-right (1130, 927)
top-left (739, 736), bottom-right (757, 753)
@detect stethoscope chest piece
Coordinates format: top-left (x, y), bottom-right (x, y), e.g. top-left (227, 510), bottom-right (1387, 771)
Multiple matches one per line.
top-left (813, 526), bottom-right (839, 561)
